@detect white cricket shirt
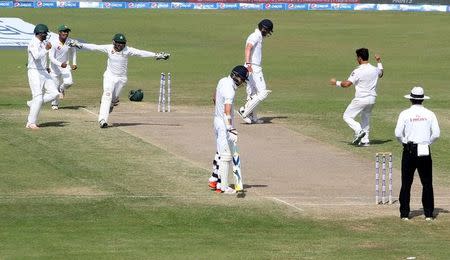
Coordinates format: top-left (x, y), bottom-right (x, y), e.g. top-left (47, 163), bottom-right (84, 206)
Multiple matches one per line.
top-left (347, 63), bottom-right (382, 98)
top-left (246, 29), bottom-right (263, 66)
top-left (214, 76), bottom-right (237, 125)
top-left (27, 36), bottom-right (49, 70)
top-left (395, 104), bottom-right (440, 145)
top-left (82, 44), bottom-right (156, 77)
top-left (49, 37), bottom-right (77, 74)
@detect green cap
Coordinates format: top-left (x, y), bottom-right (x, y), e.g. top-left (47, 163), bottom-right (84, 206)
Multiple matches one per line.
top-left (112, 33), bottom-right (127, 43)
top-left (57, 24), bottom-right (71, 32)
top-left (34, 24), bottom-right (49, 34)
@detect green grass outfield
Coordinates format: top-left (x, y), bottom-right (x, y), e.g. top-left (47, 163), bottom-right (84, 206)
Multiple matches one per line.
top-left (1, 9), bottom-right (450, 258)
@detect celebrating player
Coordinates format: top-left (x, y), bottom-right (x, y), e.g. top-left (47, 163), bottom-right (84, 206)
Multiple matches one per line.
top-left (330, 48), bottom-right (384, 146)
top-left (70, 33), bottom-right (170, 128)
top-left (209, 65), bottom-right (249, 194)
top-left (49, 24), bottom-right (78, 110)
top-left (25, 24), bottom-right (59, 129)
top-left (238, 19), bottom-right (274, 124)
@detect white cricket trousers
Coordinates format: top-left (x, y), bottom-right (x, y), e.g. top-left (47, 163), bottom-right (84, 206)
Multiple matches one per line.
top-left (246, 65), bottom-right (266, 99)
top-left (99, 72), bottom-right (127, 123)
top-left (343, 96), bottom-right (376, 143)
top-left (51, 68), bottom-right (74, 106)
top-left (27, 69), bottom-right (59, 124)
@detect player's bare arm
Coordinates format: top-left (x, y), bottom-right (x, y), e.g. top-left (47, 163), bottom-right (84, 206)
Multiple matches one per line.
top-left (374, 54), bottom-right (384, 78)
top-left (245, 43), bottom-right (253, 73)
top-left (330, 78), bottom-right (353, 88)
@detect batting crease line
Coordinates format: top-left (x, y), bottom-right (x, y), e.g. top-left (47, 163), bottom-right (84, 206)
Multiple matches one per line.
top-left (271, 197), bottom-right (304, 212)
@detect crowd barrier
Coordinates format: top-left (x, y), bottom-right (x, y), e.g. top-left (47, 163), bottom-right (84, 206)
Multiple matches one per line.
top-left (0, 0), bottom-right (449, 11)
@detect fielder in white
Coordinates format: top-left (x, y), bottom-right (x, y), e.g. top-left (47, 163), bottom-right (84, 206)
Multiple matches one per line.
top-left (70, 33), bottom-right (170, 128)
top-left (238, 19), bottom-right (274, 124)
top-left (209, 65), bottom-right (249, 194)
top-left (330, 48), bottom-right (384, 146)
top-left (25, 24), bottom-right (59, 129)
top-left (49, 24), bottom-right (78, 110)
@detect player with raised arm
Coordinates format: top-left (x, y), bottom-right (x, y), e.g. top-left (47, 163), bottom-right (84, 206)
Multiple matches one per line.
top-left (330, 48), bottom-right (384, 146)
top-left (70, 33), bottom-right (170, 128)
top-left (49, 24), bottom-right (78, 110)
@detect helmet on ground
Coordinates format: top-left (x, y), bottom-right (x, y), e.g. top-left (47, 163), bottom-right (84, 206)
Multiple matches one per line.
top-left (258, 19), bottom-right (274, 33)
top-left (34, 24), bottom-right (49, 34)
top-left (129, 89), bottom-right (144, 101)
top-left (113, 33), bottom-right (127, 43)
top-left (231, 65), bottom-right (249, 81)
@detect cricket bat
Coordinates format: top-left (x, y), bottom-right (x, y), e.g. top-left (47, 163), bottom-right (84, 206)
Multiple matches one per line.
top-left (232, 141), bottom-right (243, 192)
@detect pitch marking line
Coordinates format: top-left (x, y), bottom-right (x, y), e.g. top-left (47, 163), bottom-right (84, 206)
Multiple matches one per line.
top-left (271, 197), bottom-right (304, 212)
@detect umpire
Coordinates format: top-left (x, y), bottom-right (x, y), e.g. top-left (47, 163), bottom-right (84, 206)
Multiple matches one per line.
top-left (395, 86), bottom-right (440, 220)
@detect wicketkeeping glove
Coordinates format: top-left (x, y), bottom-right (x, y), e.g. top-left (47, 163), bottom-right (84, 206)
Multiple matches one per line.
top-left (68, 39), bottom-right (82, 49)
top-left (155, 52), bottom-right (170, 60)
top-left (129, 89), bottom-right (144, 102)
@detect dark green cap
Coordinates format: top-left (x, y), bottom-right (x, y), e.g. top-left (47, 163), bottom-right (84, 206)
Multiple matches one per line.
top-left (112, 33), bottom-right (127, 43)
top-left (57, 24), bottom-right (71, 32)
top-left (34, 24), bottom-right (49, 34)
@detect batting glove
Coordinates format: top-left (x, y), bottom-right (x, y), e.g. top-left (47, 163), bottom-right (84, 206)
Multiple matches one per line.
top-left (227, 128), bottom-right (238, 143)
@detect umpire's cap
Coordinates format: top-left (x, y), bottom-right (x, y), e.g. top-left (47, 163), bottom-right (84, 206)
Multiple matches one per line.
top-left (231, 65), bottom-right (249, 81)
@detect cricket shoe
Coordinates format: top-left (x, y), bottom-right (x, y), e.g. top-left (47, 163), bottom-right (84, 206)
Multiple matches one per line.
top-left (99, 120), bottom-right (108, 128)
top-left (222, 186), bottom-right (237, 194)
top-left (358, 141), bottom-right (370, 147)
top-left (208, 181), bottom-right (217, 190)
top-left (51, 105), bottom-right (59, 110)
top-left (237, 109), bottom-right (252, 124)
top-left (25, 122), bottom-right (39, 129)
top-left (352, 130), bottom-right (366, 145)
top-left (26, 100), bottom-right (32, 107)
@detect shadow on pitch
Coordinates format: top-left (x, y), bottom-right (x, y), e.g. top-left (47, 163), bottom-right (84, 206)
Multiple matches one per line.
top-left (110, 122), bottom-right (181, 127)
top-left (59, 105), bottom-right (86, 110)
top-left (409, 208), bottom-right (449, 219)
top-left (343, 139), bottom-right (393, 146)
top-left (239, 116), bottom-right (288, 125)
top-left (39, 121), bottom-right (68, 127)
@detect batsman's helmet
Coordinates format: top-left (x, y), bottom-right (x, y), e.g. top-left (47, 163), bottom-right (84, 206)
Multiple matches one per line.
top-left (129, 89), bottom-right (144, 102)
top-left (231, 65), bottom-right (249, 81)
top-left (34, 24), bottom-right (49, 34)
top-left (113, 33), bottom-right (127, 43)
top-left (258, 19), bottom-right (274, 33)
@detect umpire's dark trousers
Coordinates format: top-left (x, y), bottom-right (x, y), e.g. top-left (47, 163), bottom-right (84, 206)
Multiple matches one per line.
top-left (399, 143), bottom-right (434, 218)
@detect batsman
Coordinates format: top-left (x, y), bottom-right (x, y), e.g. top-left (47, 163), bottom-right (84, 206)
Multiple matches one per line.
top-left (209, 65), bottom-right (248, 194)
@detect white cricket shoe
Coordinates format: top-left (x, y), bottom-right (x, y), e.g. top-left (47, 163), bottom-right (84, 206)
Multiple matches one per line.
top-left (26, 100), bottom-right (32, 107)
top-left (222, 186), bottom-right (236, 194)
top-left (99, 120), bottom-right (108, 128)
top-left (26, 122), bottom-right (39, 129)
top-left (352, 130), bottom-right (366, 145)
top-left (51, 105), bottom-right (59, 110)
top-left (237, 110), bottom-right (252, 124)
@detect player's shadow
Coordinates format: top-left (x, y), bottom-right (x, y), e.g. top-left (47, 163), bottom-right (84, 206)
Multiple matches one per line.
top-left (259, 116), bottom-right (288, 124)
top-left (38, 121), bottom-right (68, 127)
top-left (110, 122), bottom-right (181, 127)
top-left (370, 139), bottom-right (393, 145)
top-left (59, 105), bottom-right (86, 110)
top-left (409, 208), bottom-right (449, 219)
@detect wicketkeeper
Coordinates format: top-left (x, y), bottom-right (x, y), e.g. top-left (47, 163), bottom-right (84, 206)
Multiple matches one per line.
top-left (209, 65), bottom-right (249, 194)
top-left (70, 33), bottom-right (170, 128)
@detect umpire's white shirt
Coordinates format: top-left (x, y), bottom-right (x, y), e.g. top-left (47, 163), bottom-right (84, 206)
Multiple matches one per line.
top-left (49, 37), bottom-right (77, 74)
top-left (27, 36), bottom-right (49, 70)
top-left (82, 44), bottom-right (156, 77)
top-left (395, 104), bottom-right (440, 145)
top-left (348, 63), bottom-right (382, 98)
top-left (246, 29), bottom-right (263, 66)
top-left (214, 76), bottom-right (236, 126)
